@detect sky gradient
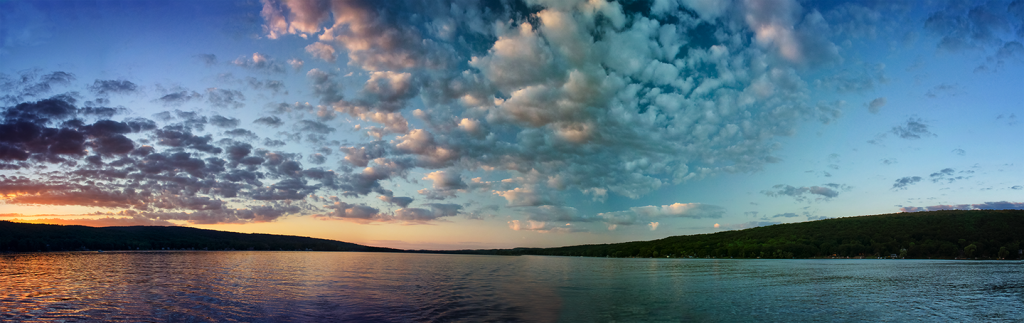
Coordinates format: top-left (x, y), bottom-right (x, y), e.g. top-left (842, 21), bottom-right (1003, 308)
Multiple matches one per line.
top-left (1, 0), bottom-right (1022, 249)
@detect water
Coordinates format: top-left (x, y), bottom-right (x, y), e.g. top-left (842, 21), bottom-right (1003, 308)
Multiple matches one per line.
top-left (2, 252), bottom-right (1022, 322)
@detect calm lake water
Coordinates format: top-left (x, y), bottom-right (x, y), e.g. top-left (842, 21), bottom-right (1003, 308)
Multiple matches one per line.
top-left (1, 251), bottom-right (1022, 322)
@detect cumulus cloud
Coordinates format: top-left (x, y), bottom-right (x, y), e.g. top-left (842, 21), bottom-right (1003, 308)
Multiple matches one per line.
top-left (88, 80), bottom-right (138, 96)
top-left (508, 219), bottom-right (584, 233)
top-left (890, 118), bottom-right (934, 139)
top-left (209, 115), bottom-right (240, 128)
top-left (253, 116), bottom-right (284, 127)
top-left (892, 176), bottom-right (922, 190)
top-left (599, 203), bottom-right (724, 226)
top-left (924, 1), bottom-right (1018, 52)
top-left (762, 183), bottom-right (846, 202)
top-left (245, 0), bottom-right (871, 216)
top-left (156, 90), bottom-right (202, 106)
top-left (232, 52), bottom-right (285, 73)
top-left (206, 88), bottom-right (245, 109)
top-left (0, 71), bottom-right (76, 104)
top-left (929, 167), bottom-right (968, 184)
top-left (867, 97), bottom-right (886, 114)
top-left (305, 42), bottom-right (337, 62)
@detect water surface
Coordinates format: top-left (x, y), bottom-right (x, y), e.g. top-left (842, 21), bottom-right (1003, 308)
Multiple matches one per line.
top-left (2, 251), bottom-right (1021, 322)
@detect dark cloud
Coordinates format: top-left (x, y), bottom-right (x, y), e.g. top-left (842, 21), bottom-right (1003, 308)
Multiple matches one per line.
top-left (156, 90), bottom-right (202, 106)
top-left (196, 54), bottom-right (217, 66)
top-left (88, 80), bottom-right (138, 96)
top-left (890, 118), bottom-right (934, 139)
top-left (209, 115), bottom-right (240, 128)
top-left (206, 88), bottom-right (245, 109)
top-left (296, 120), bottom-right (335, 134)
top-left (892, 176), bottom-right (922, 190)
top-left (952, 148), bottom-right (966, 156)
top-left (867, 97), bottom-right (886, 114)
top-left (246, 77), bottom-right (287, 95)
top-left (253, 116), bottom-right (284, 127)
top-left (78, 106), bottom-right (125, 119)
top-left (0, 71), bottom-right (76, 103)
top-left (929, 167), bottom-right (967, 184)
top-left (306, 69), bottom-right (344, 104)
top-left (771, 212), bottom-right (800, 218)
top-left (762, 183), bottom-right (845, 202)
top-left (154, 126), bottom-right (222, 153)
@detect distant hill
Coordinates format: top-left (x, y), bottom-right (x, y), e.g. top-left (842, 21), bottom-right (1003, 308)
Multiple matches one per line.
top-left (0, 221), bottom-right (399, 253)
top-left (4, 210), bottom-right (1022, 259)
top-left (506, 210), bottom-right (1023, 259)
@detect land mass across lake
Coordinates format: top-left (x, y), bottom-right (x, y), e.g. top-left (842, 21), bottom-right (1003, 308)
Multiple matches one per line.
top-left (2, 210), bottom-right (1021, 259)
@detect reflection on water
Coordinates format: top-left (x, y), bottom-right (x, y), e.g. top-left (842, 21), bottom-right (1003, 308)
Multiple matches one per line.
top-left (1, 252), bottom-right (1021, 322)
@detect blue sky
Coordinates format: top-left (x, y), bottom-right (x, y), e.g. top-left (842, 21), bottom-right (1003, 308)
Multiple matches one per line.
top-left (1, 0), bottom-right (1021, 249)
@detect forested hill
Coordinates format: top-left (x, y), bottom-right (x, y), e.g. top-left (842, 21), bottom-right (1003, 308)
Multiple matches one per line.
top-left (511, 210), bottom-right (1024, 259)
top-left (0, 221), bottom-right (400, 253)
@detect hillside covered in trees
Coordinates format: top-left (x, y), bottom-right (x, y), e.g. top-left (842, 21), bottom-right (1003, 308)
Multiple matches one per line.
top-left (0, 221), bottom-right (399, 253)
top-left (510, 210), bottom-right (1023, 259)
top-left (3, 210), bottom-right (1021, 259)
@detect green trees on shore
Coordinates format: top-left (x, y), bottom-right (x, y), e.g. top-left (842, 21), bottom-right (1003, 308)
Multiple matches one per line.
top-left (512, 210), bottom-right (1023, 259)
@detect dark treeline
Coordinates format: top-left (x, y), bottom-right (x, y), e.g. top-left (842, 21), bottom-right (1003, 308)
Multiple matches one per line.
top-left (0, 221), bottom-right (399, 253)
top-left (4, 210), bottom-right (1022, 259)
top-left (504, 210), bottom-right (1024, 259)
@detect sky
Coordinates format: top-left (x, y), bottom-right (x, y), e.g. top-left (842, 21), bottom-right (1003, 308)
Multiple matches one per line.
top-left (1, 0), bottom-right (1022, 250)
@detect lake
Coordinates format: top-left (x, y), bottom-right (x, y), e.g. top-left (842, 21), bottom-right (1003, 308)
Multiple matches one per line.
top-left (2, 251), bottom-right (1022, 322)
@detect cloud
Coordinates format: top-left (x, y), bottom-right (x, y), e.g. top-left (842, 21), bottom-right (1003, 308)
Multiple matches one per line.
top-left (598, 203), bottom-right (724, 226)
top-left (196, 54), bottom-right (217, 66)
top-left (951, 148), bottom-right (965, 156)
top-left (209, 115), bottom-right (240, 128)
top-left (866, 97), bottom-right (886, 114)
top-left (890, 118), bottom-right (934, 139)
top-left (17, 216), bottom-right (176, 227)
top-left (245, 78), bottom-right (287, 95)
top-left (232, 52), bottom-right (285, 73)
top-left (771, 212), bottom-right (800, 218)
top-left (305, 42), bottom-right (337, 62)
top-left (88, 80), bottom-right (138, 96)
top-left (0, 71), bottom-right (75, 103)
top-left (156, 90), bottom-right (202, 106)
top-left (287, 58), bottom-right (304, 71)
top-left (924, 1), bottom-right (1016, 52)
top-left (900, 201), bottom-right (1024, 212)
top-left (244, 0), bottom-right (874, 213)
top-left (508, 219), bottom-right (583, 233)
top-left (521, 205), bottom-right (595, 223)
top-left (925, 83), bottom-right (961, 98)
top-left (762, 183), bottom-right (846, 202)
top-left (892, 176), bottom-right (922, 190)
top-left (253, 116), bottom-right (284, 127)
top-left (206, 88), bottom-right (245, 109)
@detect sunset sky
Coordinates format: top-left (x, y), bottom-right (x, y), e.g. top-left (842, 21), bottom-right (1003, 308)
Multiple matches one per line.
top-left (1, 0), bottom-right (1021, 249)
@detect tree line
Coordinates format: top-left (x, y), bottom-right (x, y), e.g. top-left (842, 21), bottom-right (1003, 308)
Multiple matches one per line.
top-left (508, 210), bottom-right (1023, 259)
top-left (0, 221), bottom-right (399, 253)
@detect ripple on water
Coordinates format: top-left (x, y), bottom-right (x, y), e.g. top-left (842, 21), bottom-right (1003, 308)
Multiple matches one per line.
top-left (2, 253), bottom-right (1022, 322)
